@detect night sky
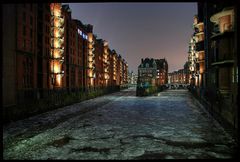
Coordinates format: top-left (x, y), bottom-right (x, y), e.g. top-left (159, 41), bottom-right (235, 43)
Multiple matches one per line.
top-left (67, 3), bottom-right (197, 73)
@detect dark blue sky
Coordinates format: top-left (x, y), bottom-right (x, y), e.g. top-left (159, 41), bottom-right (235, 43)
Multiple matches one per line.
top-left (67, 3), bottom-right (197, 73)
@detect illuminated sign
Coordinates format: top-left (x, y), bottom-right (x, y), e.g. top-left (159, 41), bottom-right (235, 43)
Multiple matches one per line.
top-left (77, 29), bottom-right (88, 40)
top-left (78, 29), bottom-right (82, 36)
top-left (83, 33), bottom-right (88, 40)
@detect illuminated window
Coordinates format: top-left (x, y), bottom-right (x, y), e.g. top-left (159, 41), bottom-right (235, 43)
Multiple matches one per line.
top-left (78, 29), bottom-right (83, 36)
top-left (82, 34), bottom-right (87, 39)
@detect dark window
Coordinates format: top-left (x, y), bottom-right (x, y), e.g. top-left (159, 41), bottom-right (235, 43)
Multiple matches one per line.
top-left (23, 25), bottom-right (26, 36)
top-left (29, 59), bottom-right (33, 87)
top-left (23, 61), bottom-right (26, 86)
top-left (23, 12), bottom-right (26, 23)
top-left (46, 48), bottom-right (49, 56)
top-left (30, 16), bottom-right (33, 26)
top-left (23, 39), bottom-right (26, 49)
top-left (45, 14), bottom-right (49, 22)
top-left (45, 4), bottom-right (49, 11)
top-left (23, 76), bottom-right (25, 87)
top-left (30, 28), bottom-right (33, 38)
top-left (30, 41), bottom-right (33, 51)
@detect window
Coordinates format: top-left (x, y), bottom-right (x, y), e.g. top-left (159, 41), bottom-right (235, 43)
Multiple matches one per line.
top-left (23, 76), bottom-right (25, 87)
top-left (23, 25), bottom-right (26, 36)
top-left (30, 41), bottom-right (33, 51)
top-left (236, 68), bottom-right (238, 83)
top-left (29, 59), bottom-right (33, 88)
top-left (23, 12), bottom-right (26, 23)
top-left (232, 67), bottom-right (234, 83)
top-left (46, 25), bottom-right (48, 33)
top-left (30, 28), bottom-right (33, 38)
top-left (23, 39), bottom-right (26, 49)
top-left (146, 63), bottom-right (149, 68)
top-left (30, 16), bottom-right (33, 26)
top-left (45, 14), bottom-right (49, 22)
top-left (23, 61), bottom-right (26, 86)
top-left (46, 48), bottom-right (49, 56)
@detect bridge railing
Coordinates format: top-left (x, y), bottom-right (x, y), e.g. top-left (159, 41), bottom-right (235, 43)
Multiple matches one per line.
top-left (166, 83), bottom-right (189, 89)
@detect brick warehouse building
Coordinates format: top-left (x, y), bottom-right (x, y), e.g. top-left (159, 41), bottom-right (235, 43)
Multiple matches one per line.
top-left (188, 1), bottom-right (238, 136)
top-left (2, 3), bottom-right (128, 122)
top-left (155, 58), bottom-right (168, 86)
top-left (137, 58), bottom-right (168, 96)
top-left (95, 39), bottom-right (105, 88)
top-left (168, 69), bottom-right (190, 84)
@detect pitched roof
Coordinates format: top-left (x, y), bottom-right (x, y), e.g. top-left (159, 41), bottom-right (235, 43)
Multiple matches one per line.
top-left (138, 58), bottom-right (156, 68)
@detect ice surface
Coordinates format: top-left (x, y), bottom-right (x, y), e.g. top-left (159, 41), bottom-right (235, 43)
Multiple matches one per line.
top-left (3, 88), bottom-right (237, 159)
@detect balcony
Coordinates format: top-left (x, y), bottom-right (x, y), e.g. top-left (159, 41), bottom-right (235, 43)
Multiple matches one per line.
top-left (51, 38), bottom-right (64, 49)
top-left (89, 41), bottom-right (94, 45)
top-left (88, 60), bottom-right (95, 64)
top-left (104, 69), bottom-right (109, 73)
top-left (211, 28), bottom-right (234, 40)
top-left (211, 36), bottom-right (234, 67)
top-left (196, 51), bottom-right (205, 61)
top-left (51, 49), bottom-right (64, 58)
top-left (103, 62), bottom-right (109, 66)
top-left (193, 15), bottom-right (198, 27)
top-left (199, 62), bottom-right (205, 74)
top-left (194, 22), bottom-right (204, 33)
top-left (50, 60), bottom-right (63, 74)
top-left (210, 7), bottom-right (234, 39)
top-left (51, 27), bottom-right (64, 38)
top-left (195, 32), bottom-right (204, 43)
top-left (195, 41), bottom-right (204, 52)
top-left (211, 59), bottom-right (234, 67)
top-left (51, 17), bottom-right (64, 27)
top-left (88, 44), bottom-right (93, 49)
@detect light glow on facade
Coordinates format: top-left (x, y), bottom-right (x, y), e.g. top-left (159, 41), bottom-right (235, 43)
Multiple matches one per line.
top-left (103, 41), bottom-right (109, 86)
top-left (88, 33), bottom-right (95, 87)
top-left (189, 14), bottom-right (205, 87)
top-left (112, 51), bottom-right (117, 81)
top-left (210, 8), bottom-right (234, 33)
top-left (50, 3), bottom-right (64, 88)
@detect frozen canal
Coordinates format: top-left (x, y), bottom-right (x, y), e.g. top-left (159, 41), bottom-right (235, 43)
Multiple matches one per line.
top-left (3, 87), bottom-right (237, 159)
